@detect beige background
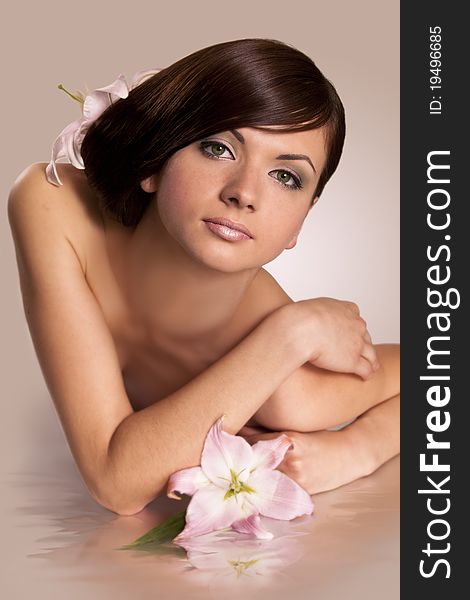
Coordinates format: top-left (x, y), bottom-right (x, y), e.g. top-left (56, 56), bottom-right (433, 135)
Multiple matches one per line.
top-left (1, 0), bottom-right (399, 598)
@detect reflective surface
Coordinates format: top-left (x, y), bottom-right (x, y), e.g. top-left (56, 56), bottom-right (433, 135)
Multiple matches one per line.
top-left (1, 404), bottom-right (399, 599)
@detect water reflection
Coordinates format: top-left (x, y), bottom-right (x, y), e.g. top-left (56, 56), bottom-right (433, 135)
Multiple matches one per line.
top-left (5, 401), bottom-right (400, 599)
top-left (120, 518), bottom-right (308, 596)
top-left (172, 526), bottom-right (306, 592)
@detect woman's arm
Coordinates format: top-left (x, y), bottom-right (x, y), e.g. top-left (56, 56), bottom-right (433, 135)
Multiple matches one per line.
top-left (104, 307), bottom-right (378, 514)
top-left (239, 393), bottom-right (400, 495)
top-left (106, 313), bottom-right (306, 513)
top-left (343, 392), bottom-right (400, 474)
top-left (249, 274), bottom-right (398, 432)
top-left (297, 392), bottom-right (400, 494)
top-left (251, 343), bottom-right (400, 432)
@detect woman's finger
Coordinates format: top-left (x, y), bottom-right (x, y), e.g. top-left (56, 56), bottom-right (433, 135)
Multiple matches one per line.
top-left (361, 342), bottom-right (380, 371)
top-left (354, 355), bottom-right (375, 380)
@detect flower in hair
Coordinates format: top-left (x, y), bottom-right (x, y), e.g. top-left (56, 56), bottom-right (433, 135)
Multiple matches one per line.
top-left (45, 69), bottom-right (161, 186)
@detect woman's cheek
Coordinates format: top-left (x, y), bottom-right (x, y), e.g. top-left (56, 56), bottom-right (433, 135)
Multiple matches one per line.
top-left (156, 177), bottom-right (198, 226)
top-left (268, 218), bottom-right (301, 250)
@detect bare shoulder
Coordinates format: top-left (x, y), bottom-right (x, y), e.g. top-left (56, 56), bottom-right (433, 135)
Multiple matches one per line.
top-left (240, 268), bottom-right (294, 332)
top-left (255, 268), bottom-right (294, 311)
top-left (8, 162), bottom-right (104, 274)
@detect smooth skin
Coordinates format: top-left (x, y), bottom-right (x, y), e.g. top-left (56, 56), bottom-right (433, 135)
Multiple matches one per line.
top-left (8, 125), bottom-right (399, 513)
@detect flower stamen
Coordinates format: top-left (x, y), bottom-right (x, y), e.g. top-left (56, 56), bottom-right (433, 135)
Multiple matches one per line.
top-left (57, 83), bottom-right (85, 105)
top-left (228, 558), bottom-right (259, 578)
top-left (224, 468), bottom-right (256, 500)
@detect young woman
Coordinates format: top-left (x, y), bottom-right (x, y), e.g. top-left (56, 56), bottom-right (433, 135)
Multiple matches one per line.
top-left (7, 38), bottom-right (399, 516)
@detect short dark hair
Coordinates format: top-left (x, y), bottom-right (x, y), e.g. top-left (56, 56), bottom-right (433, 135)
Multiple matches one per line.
top-left (80, 38), bottom-right (346, 228)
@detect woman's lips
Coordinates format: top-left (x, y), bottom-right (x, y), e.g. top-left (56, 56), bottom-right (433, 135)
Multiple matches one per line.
top-left (203, 218), bottom-right (253, 242)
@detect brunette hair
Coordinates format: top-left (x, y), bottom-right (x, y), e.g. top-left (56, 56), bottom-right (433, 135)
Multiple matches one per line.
top-left (80, 38), bottom-right (345, 227)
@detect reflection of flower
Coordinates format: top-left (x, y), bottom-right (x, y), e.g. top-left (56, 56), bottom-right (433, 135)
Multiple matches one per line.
top-left (45, 68), bottom-right (161, 186)
top-left (175, 529), bottom-right (304, 590)
top-left (167, 415), bottom-right (314, 541)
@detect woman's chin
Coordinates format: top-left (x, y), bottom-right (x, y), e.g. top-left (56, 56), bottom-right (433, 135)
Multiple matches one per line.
top-left (194, 253), bottom-right (254, 274)
top-left (181, 243), bottom-right (259, 274)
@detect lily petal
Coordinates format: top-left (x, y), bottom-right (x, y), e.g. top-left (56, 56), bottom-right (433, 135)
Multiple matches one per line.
top-left (247, 469), bottom-right (314, 520)
top-left (83, 74), bottom-right (129, 121)
top-left (231, 513), bottom-right (274, 540)
top-left (167, 465), bottom-right (210, 500)
top-left (201, 415), bottom-right (254, 488)
top-left (68, 122), bottom-right (89, 169)
top-left (250, 434), bottom-right (293, 471)
top-left (45, 118), bottom-right (86, 185)
top-left (175, 484), bottom-right (244, 540)
top-left (45, 161), bottom-right (61, 186)
top-left (129, 68), bottom-right (161, 89)
top-left (94, 73), bottom-right (129, 98)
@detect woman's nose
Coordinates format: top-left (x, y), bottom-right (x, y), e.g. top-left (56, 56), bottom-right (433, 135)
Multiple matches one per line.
top-left (219, 166), bottom-right (258, 211)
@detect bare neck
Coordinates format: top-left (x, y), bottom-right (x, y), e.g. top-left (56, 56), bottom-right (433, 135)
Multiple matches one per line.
top-left (105, 205), bottom-right (260, 348)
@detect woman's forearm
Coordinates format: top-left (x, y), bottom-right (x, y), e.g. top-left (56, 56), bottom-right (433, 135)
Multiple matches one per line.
top-left (238, 393), bottom-right (400, 495)
top-left (251, 343), bottom-right (400, 432)
top-left (104, 310), bottom-right (305, 515)
top-left (279, 393), bottom-right (400, 495)
top-left (343, 392), bottom-right (400, 474)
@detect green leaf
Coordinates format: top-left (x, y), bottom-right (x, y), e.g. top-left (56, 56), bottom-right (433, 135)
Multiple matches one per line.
top-left (120, 541), bottom-right (188, 557)
top-left (119, 509), bottom-right (187, 549)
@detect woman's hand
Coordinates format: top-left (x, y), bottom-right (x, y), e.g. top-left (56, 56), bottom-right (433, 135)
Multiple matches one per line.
top-left (237, 424), bottom-right (375, 495)
top-left (274, 298), bottom-right (379, 380)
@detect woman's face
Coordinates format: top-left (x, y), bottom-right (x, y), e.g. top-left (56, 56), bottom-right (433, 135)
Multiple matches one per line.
top-left (141, 126), bottom-right (328, 272)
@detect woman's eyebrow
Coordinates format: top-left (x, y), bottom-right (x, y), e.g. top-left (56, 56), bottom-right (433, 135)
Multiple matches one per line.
top-left (276, 153), bottom-right (316, 174)
top-left (229, 129), bottom-right (316, 174)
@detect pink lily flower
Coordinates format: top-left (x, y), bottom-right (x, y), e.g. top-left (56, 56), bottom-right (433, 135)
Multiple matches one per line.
top-left (45, 69), bottom-right (161, 186)
top-left (167, 415), bottom-right (314, 541)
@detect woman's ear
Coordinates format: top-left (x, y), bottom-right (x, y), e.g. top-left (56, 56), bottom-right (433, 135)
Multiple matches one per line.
top-left (140, 175), bottom-right (158, 193)
top-left (286, 199), bottom-right (318, 250)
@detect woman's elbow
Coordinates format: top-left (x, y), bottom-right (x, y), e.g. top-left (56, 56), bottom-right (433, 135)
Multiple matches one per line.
top-left (92, 488), bottom-right (148, 516)
top-left (88, 476), bottom-right (161, 517)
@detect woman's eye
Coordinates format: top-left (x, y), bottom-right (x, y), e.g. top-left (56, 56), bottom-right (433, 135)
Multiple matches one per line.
top-left (199, 141), bottom-right (234, 159)
top-left (272, 170), bottom-right (303, 191)
top-left (199, 142), bottom-right (303, 191)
